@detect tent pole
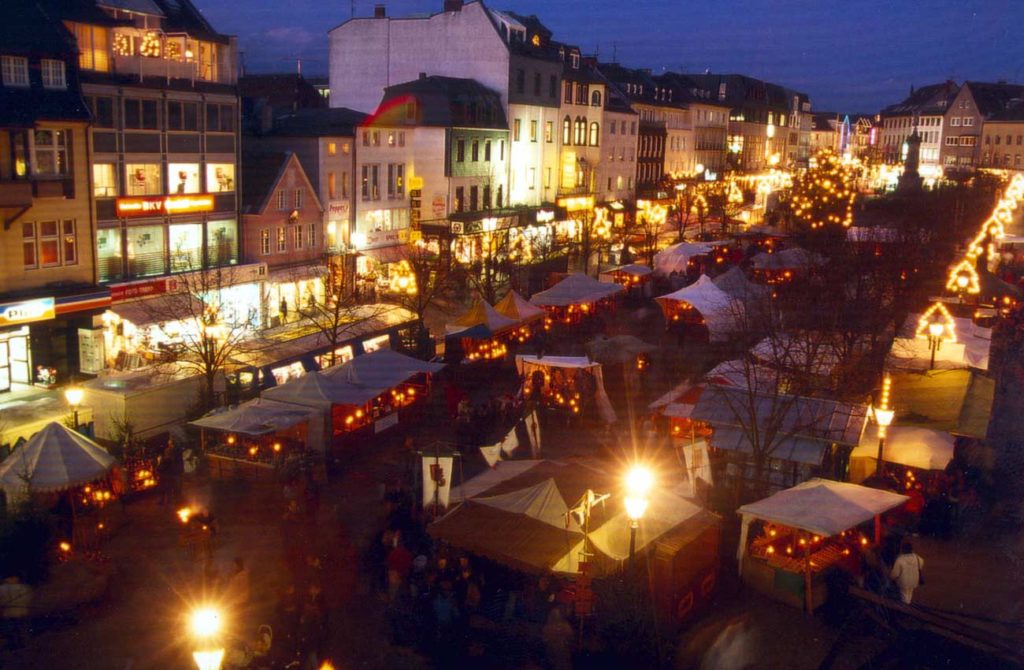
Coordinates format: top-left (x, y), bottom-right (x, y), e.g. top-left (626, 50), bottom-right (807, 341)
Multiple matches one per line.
top-left (874, 514), bottom-right (881, 545)
top-left (803, 531), bottom-right (813, 614)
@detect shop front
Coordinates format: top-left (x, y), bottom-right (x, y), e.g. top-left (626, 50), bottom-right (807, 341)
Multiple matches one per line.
top-left (263, 265), bottom-right (326, 328)
top-left (353, 228), bottom-right (412, 301)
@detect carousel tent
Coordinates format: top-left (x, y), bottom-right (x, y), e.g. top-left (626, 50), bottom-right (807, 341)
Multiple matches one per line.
top-left (656, 275), bottom-right (743, 342)
top-left (529, 273), bottom-right (624, 307)
top-left (494, 290), bottom-right (546, 326)
top-left (430, 459), bottom-right (712, 576)
top-left (323, 348), bottom-right (444, 388)
top-left (190, 398), bottom-right (318, 437)
top-left (653, 242), bottom-right (716, 275)
top-left (445, 299), bottom-right (520, 336)
top-left (0, 422), bottom-right (116, 493)
top-left (515, 355), bottom-right (617, 423)
top-left (849, 426), bottom-right (955, 482)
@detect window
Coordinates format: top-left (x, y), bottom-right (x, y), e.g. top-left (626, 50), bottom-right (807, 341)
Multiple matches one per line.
top-left (513, 119), bottom-right (521, 142)
top-left (631, 121), bottom-right (637, 135)
top-left (328, 142), bottom-right (337, 156)
top-left (277, 190), bottom-right (288, 210)
top-left (549, 75), bottom-right (557, 99)
top-left (533, 72), bottom-right (541, 96)
top-left (562, 116), bottom-right (572, 145)
top-left (87, 96), bottom-right (115, 128)
top-left (472, 140), bottom-right (479, 161)
top-left (167, 101), bottom-right (199, 130)
top-left (528, 167), bottom-right (536, 190)
top-left (570, 53), bottom-right (580, 69)
top-left (516, 68), bottom-right (525, 94)
top-left (126, 163), bottom-right (161, 195)
top-left (207, 164), bottom-right (235, 192)
top-left (945, 136), bottom-right (958, 146)
top-left (500, 140), bottom-right (505, 160)
top-left (293, 189), bottom-right (303, 209)
top-left (371, 131), bottom-right (379, 146)
top-left (484, 140), bottom-right (492, 161)
top-left (496, 184), bottom-right (503, 208)
top-left (125, 99), bottom-right (159, 130)
top-left (591, 90), bottom-right (602, 107)
top-left (386, 163), bottom-right (404, 197)
top-left (544, 121), bottom-right (553, 143)
top-left (574, 117), bottom-right (586, 145)
top-left (22, 223), bottom-right (36, 268)
top-left (610, 121), bottom-right (616, 135)
top-left (169, 223), bottom-right (203, 271)
top-left (1007, 135), bottom-right (1013, 145)
top-left (1, 56), bottom-right (29, 87)
top-left (39, 221), bottom-right (60, 267)
top-left (66, 22), bottom-right (110, 71)
top-left (398, 131), bottom-right (405, 147)
top-left (360, 164), bottom-right (379, 200)
top-left (205, 103), bottom-right (235, 132)
top-left (530, 120), bottom-right (538, 142)
top-left (93, 164), bottom-right (117, 197)
top-left (469, 185), bottom-right (479, 211)
top-left (564, 81), bottom-right (573, 104)
top-left (960, 136), bottom-right (976, 146)
top-left (995, 135), bottom-right (1001, 145)
top-left (589, 122), bottom-right (599, 146)
top-left (328, 172), bottom-right (337, 199)
top-left (483, 184), bottom-right (491, 209)
top-left (341, 171), bottom-right (349, 198)
top-left (126, 225), bottom-right (165, 277)
top-left (276, 227), bottom-right (287, 252)
top-left (362, 131), bottom-right (370, 147)
top-left (963, 117), bottom-right (974, 127)
top-left (576, 84), bottom-right (586, 105)
top-left (41, 59), bottom-right (66, 89)
top-left (308, 223), bottom-right (317, 248)
top-left (387, 131), bottom-right (396, 147)
top-left (294, 225), bottom-right (303, 249)
top-left (169, 163), bottom-right (200, 194)
top-left (950, 117), bottom-right (961, 127)
top-left (260, 229), bottom-right (270, 255)
top-left (30, 129), bottom-right (68, 177)
top-left (545, 167), bottom-right (552, 189)
top-left (456, 139), bottom-right (465, 162)
top-left (455, 186), bottom-right (464, 213)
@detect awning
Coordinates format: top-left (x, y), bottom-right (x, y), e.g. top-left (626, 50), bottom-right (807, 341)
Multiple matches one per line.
top-left (267, 264), bottom-right (328, 283)
top-left (190, 398), bottom-right (317, 437)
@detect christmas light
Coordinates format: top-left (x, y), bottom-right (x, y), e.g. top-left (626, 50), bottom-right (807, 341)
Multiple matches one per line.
top-left (914, 302), bottom-right (957, 343)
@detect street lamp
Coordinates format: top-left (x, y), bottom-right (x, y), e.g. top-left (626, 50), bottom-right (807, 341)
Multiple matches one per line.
top-left (927, 316), bottom-right (944, 370)
top-left (870, 376), bottom-right (895, 477)
top-left (189, 606), bottom-right (225, 670)
top-left (64, 386), bottom-right (84, 430)
top-left (624, 466), bottom-right (653, 566)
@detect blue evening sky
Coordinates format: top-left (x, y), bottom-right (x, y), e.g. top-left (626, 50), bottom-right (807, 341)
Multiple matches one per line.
top-left (198, 0), bottom-right (1023, 113)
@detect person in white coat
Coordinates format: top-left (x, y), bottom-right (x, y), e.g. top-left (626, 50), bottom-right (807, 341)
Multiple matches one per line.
top-left (890, 540), bottom-right (923, 604)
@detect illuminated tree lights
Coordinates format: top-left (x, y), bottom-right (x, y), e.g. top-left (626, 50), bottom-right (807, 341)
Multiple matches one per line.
top-left (785, 151), bottom-right (856, 230)
top-left (946, 173), bottom-right (1024, 294)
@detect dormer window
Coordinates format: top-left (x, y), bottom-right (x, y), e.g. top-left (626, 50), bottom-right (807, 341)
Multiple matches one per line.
top-left (570, 53), bottom-right (579, 69)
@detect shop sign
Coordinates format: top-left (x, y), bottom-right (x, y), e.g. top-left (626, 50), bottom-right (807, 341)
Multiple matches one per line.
top-left (78, 328), bottom-right (105, 374)
top-left (110, 278), bottom-right (169, 302)
top-left (375, 412), bottom-right (400, 434)
top-left (536, 209), bottom-right (556, 223)
top-left (431, 195), bottom-right (447, 218)
top-left (327, 201), bottom-right (350, 219)
top-left (0, 297), bottom-right (55, 326)
top-left (365, 229), bottom-right (408, 248)
top-left (115, 194), bottom-right (215, 218)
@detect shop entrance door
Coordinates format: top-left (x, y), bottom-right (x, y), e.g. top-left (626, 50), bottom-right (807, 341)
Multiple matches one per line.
top-left (0, 327), bottom-right (32, 392)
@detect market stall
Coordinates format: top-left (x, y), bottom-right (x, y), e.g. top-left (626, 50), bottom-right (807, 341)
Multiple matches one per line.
top-left (652, 242), bottom-right (717, 276)
top-left (751, 247), bottom-right (822, 284)
top-left (0, 422), bottom-right (120, 550)
top-left (429, 459), bottom-right (721, 622)
top-left (601, 264), bottom-right (654, 294)
top-left (849, 425), bottom-right (955, 484)
top-left (444, 299), bottom-right (520, 363)
top-left (190, 398), bottom-right (320, 477)
top-left (712, 266), bottom-right (770, 309)
top-left (655, 275), bottom-right (744, 342)
top-left (516, 355), bottom-right (617, 423)
top-left (529, 273), bottom-right (624, 328)
top-left (494, 289), bottom-right (547, 345)
top-left (737, 479), bottom-right (907, 611)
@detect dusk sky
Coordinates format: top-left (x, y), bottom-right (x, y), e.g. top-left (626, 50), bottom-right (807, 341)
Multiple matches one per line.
top-left (199, 0), bottom-right (1022, 113)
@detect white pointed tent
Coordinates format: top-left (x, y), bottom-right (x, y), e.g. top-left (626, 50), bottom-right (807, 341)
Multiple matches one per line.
top-left (0, 422), bottom-right (116, 493)
top-left (445, 299), bottom-right (520, 336)
top-left (656, 274), bottom-right (744, 341)
top-left (529, 273), bottom-right (624, 307)
top-left (494, 290), bottom-right (546, 326)
top-left (653, 242), bottom-right (716, 276)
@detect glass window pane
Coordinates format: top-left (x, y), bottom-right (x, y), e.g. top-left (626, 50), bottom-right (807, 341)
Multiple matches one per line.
top-left (168, 163), bottom-right (200, 194)
top-left (23, 241), bottom-right (36, 268)
top-left (40, 221), bottom-right (58, 237)
top-left (97, 228), bottom-right (122, 281)
top-left (93, 164), bottom-right (117, 197)
top-left (127, 225), bottom-right (165, 277)
top-left (40, 240), bottom-right (60, 266)
top-left (126, 164), bottom-right (162, 195)
top-left (169, 223), bottom-right (203, 271)
top-left (206, 163), bottom-right (234, 192)
top-left (206, 219), bottom-right (237, 266)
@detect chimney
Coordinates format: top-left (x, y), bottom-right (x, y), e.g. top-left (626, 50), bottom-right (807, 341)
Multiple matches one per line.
top-left (444, 0), bottom-right (463, 12)
top-left (373, 4), bottom-right (385, 18)
top-left (419, 72), bottom-right (427, 79)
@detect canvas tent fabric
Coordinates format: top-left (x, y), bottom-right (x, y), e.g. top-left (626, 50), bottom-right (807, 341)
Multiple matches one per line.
top-left (849, 426), bottom-right (954, 481)
top-left (494, 290), bottom-right (546, 325)
top-left (190, 398), bottom-right (317, 436)
top-left (608, 264), bottom-right (653, 277)
top-left (0, 422), bottom-right (116, 494)
top-left (445, 299), bottom-right (520, 336)
top-left (263, 370), bottom-right (385, 408)
top-left (515, 355), bottom-right (617, 423)
top-left (653, 242), bottom-right (716, 275)
top-left (430, 459), bottom-right (706, 576)
top-left (323, 348), bottom-right (444, 388)
top-left (656, 274), bottom-right (743, 342)
top-left (712, 267), bottom-right (770, 303)
top-left (751, 247), bottom-right (821, 271)
top-left (529, 273), bottom-right (624, 307)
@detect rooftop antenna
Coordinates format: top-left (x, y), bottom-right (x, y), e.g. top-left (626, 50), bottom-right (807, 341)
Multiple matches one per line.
top-left (351, 0), bottom-right (356, 18)
top-left (612, 41), bottom-right (617, 64)
top-left (238, 50), bottom-right (246, 77)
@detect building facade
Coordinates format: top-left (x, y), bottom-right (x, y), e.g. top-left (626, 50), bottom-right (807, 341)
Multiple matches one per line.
top-left (941, 81), bottom-right (1024, 171)
top-left (878, 81), bottom-right (958, 171)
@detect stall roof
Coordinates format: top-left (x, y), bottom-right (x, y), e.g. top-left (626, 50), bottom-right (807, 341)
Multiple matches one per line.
top-left (445, 299), bottom-right (519, 336)
top-left (653, 242), bottom-right (717, 275)
top-left (323, 348), bottom-right (444, 388)
top-left (851, 425), bottom-right (955, 471)
top-left (656, 275), bottom-right (743, 342)
top-left (190, 398), bottom-right (317, 436)
top-left (738, 478), bottom-right (908, 537)
top-left (751, 247), bottom-right (823, 271)
top-left (888, 369), bottom-right (994, 438)
top-left (262, 371), bottom-right (384, 408)
top-left (529, 273), bottom-right (624, 307)
top-left (712, 266), bottom-right (770, 303)
top-left (494, 290), bottom-right (546, 325)
top-left (585, 335), bottom-right (656, 365)
top-left (0, 422), bottom-right (116, 494)
top-left (608, 264), bottom-right (653, 277)
top-left (888, 314), bottom-right (992, 371)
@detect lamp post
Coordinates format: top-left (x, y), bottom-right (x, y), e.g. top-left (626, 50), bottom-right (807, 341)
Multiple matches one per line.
top-left (624, 466), bottom-right (653, 567)
top-left (926, 316), bottom-right (944, 370)
top-left (64, 386), bottom-right (84, 430)
top-left (189, 606), bottom-right (224, 670)
top-left (871, 376), bottom-right (895, 477)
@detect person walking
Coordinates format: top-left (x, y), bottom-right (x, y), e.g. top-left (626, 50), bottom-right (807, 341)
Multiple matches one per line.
top-left (890, 540), bottom-right (924, 604)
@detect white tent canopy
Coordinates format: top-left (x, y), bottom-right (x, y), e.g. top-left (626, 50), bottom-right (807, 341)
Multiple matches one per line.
top-left (529, 273), bottom-right (624, 307)
top-left (656, 274), bottom-right (743, 341)
top-left (190, 398), bottom-right (317, 436)
top-left (263, 370), bottom-right (384, 408)
top-left (323, 348), bottom-right (444, 388)
top-left (653, 242), bottom-right (716, 275)
top-left (445, 299), bottom-right (520, 336)
top-left (515, 355), bottom-right (617, 423)
top-left (0, 422), bottom-right (116, 493)
top-left (712, 266), bottom-right (769, 303)
top-left (850, 425), bottom-right (955, 477)
top-left (888, 313), bottom-right (992, 371)
top-left (494, 290), bottom-right (546, 325)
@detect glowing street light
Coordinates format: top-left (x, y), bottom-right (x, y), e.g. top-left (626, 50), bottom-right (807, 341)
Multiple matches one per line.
top-left (624, 466), bottom-right (653, 565)
top-left (870, 376), bottom-right (895, 477)
top-left (64, 386), bottom-right (84, 430)
top-left (927, 315), bottom-right (945, 371)
top-left (189, 606), bottom-right (225, 670)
